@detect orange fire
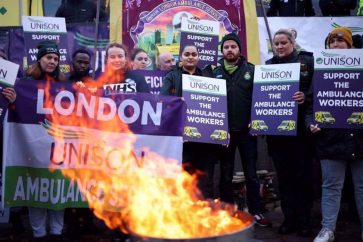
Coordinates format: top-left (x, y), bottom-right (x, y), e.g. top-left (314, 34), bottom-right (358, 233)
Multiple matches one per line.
top-left (43, 76), bottom-right (251, 239)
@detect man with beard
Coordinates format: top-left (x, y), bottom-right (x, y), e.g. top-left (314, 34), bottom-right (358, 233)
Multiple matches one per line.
top-left (65, 48), bottom-right (98, 239)
top-left (68, 49), bottom-right (91, 83)
top-left (206, 33), bottom-right (271, 227)
top-left (55, 0), bottom-right (108, 24)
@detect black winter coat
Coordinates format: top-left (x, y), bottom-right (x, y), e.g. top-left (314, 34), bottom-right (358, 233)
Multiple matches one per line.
top-left (209, 57), bottom-right (255, 132)
top-left (319, 0), bottom-right (357, 16)
top-left (310, 129), bottom-right (363, 160)
top-left (55, 0), bottom-right (108, 24)
top-left (160, 65), bottom-right (204, 97)
top-left (109, 70), bottom-right (150, 93)
top-left (267, 0), bottom-right (315, 16)
top-left (160, 65), bottom-right (222, 163)
top-left (305, 54), bottom-right (363, 160)
top-left (265, 50), bottom-right (314, 155)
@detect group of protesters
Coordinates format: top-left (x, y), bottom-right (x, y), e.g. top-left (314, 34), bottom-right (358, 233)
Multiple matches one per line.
top-left (160, 26), bottom-right (362, 242)
top-left (1, 24), bottom-right (363, 242)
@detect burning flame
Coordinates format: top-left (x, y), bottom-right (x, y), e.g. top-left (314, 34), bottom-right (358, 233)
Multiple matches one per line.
top-left (43, 70), bottom-right (251, 239)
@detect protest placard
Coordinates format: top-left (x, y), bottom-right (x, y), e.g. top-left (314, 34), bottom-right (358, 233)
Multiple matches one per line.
top-left (251, 63), bottom-right (300, 136)
top-left (182, 74), bottom-right (228, 144)
top-left (313, 49), bottom-right (363, 129)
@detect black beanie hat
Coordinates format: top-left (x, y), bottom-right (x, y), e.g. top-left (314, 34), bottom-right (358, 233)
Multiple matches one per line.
top-left (220, 33), bottom-right (241, 52)
top-left (36, 41), bottom-right (60, 61)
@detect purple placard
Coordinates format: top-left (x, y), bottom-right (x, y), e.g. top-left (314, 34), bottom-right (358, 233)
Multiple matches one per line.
top-left (313, 69), bottom-right (363, 129)
top-left (182, 75), bottom-right (228, 145)
top-left (9, 80), bottom-right (186, 136)
top-left (9, 24), bottom-right (109, 79)
top-left (23, 32), bottom-right (70, 74)
top-left (250, 64), bottom-right (301, 136)
top-left (179, 32), bottom-right (218, 69)
top-left (134, 70), bottom-right (168, 95)
top-left (250, 82), bottom-right (299, 136)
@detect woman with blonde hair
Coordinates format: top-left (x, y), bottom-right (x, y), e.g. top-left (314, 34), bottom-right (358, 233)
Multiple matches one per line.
top-left (266, 28), bottom-right (315, 237)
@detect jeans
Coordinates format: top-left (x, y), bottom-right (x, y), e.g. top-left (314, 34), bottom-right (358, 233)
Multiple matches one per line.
top-left (28, 207), bottom-right (64, 238)
top-left (321, 159), bottom-right (363, 231)
top-left (220, 131), bottom-right (262, 214)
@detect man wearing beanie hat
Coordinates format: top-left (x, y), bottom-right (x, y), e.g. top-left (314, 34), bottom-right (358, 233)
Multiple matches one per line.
top-left (220, 33), bottom-right (241, 53)
top-left (327, 27), bottom-right (353, 49)
top-left (204, 32), bottom-right (272, 227)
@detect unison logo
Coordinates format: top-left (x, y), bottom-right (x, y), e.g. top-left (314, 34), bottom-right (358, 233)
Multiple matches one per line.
top-left (318, 52), bottom-right (361, 66)
top-left (41, 119), bottom-right (91, 140)
top-left (29, 17), bottom-right (60, 31)
top-left (261, 67), bottom-right (292, 79)
top-left (186, 19), bottom-right (214, 33)
top-left (189, 77), bottom-right (220, 92)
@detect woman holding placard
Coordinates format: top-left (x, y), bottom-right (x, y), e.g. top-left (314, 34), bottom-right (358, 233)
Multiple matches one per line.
top-left (265, 28), bottom-right (315, 237)
top-left (310, 27), bottom-right (363, 242)
top-left (161, 44), bottom-right (221, 200)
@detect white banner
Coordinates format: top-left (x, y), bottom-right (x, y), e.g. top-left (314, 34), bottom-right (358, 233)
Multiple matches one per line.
top-left (22, 16), bottom-right (67, 33)
top-left (258, 17), bottom-right (363, 64)
top-left (0, 58), bottom-right (19, 87)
